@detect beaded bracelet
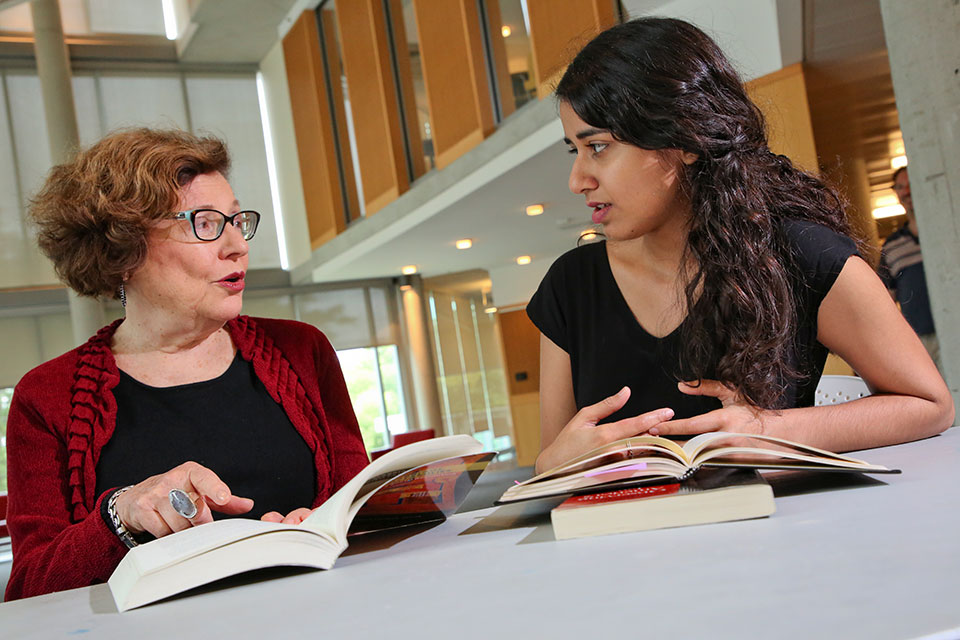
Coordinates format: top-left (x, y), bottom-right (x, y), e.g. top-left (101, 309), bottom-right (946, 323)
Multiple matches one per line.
top-left (107, 485), bottom-right (139, 549)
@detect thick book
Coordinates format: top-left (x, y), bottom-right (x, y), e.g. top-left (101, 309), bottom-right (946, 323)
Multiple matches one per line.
top-left (550, 468), bottom-right (775, 540)
top-left (499, 431), bottom-right (898, 503)
top-left (108, 435), bottom-right (494, 612)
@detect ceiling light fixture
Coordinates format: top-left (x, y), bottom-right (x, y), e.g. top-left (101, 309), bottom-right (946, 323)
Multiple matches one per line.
top-left (525, 204), bottom-right (544, 216)
top-left (456, 238), bottom-right (473, 250)
top-left (579, 228), bottom-right (600, 244)
top-left (161, 0), bottom-right (179, 40)
top-left (890, 155), bottom-right (908, 170)
top-left (401, 265), bottom-right (418, 275)
top-left (501, 25), bottom-right (512, 37)
top-left (482, 290), bottom-right (497, 314)
top-left (516, 255), bottom-right (531, 265)
top-left (872, 204), bottom-right (905, 219)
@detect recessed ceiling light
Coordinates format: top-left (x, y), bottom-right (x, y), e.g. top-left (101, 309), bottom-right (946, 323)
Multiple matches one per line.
top-left (401, 265), bottom-right (418, 275)
top-left (872, 205), bottom-right (905, 219)
top-left (501, 25), bottom-right (512, 37)
top-left (516, 255), bottom-right (531, 265)
top-left (484, 306), bottom-right (498, 314)
top-left (891, 155), bottom-right (908, 169)
top-left (579, 229), bottom-right (599, 243)
top-left (456, 238), bottom-right (473, 250)
top-left (525, 204), bottom-right (544, 216)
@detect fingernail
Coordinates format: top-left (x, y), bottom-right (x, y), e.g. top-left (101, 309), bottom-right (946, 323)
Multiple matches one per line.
top-left (649, 427), bottom-right (660, 435)
top-left (661, 408), bottom-right (674, 419)
top-left (217, 491), bottom-right (228, 504)
top-left (619, 386), bottom-right (629, 396)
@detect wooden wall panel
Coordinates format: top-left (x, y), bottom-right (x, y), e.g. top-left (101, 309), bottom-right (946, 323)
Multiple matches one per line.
top-left (498, 308), bottom-right (541, 466)
top-left (746, 63), bottom-right (819, 172)
top-left (498, 309), bottom-right (540, 396)
top-left (337, 0), bottom-right (409, 214)
top-left (412, 0), bottom-right (495, 169)
top-left (526, 0), bottom-right (616, 97)
top-left (282, 11), bottom-right (347, 247)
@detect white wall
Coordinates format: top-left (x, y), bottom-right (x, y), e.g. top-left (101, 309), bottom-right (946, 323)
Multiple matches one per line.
top-left (258, 40), bottom-right (311, 269)
top-left (621, 0), bottom-right (785, 81)
top-left (0, 67), bottom-right (282, 292)
top-left (489, 258), bottom-right (553, 310)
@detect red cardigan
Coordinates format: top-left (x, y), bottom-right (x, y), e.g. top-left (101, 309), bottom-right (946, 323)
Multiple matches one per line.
top-left (4, 316), bottom-right (369, 601)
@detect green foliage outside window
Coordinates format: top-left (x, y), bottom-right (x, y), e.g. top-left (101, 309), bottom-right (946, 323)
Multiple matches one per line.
top-left (1, 388), bottom-right (12, 493)
top-left (336, 346), bottom-right (408, 454)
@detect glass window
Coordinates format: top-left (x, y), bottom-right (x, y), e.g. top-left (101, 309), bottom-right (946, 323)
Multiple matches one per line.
top-left (480, 0), bottom-right (537, 121)
top-left (427, 290), bottom-right (513, 452)
top-left (316, 0), bottom-right (364, 223)
top-left (386, 0), bottom-right (434, 176)
top-left (1, 387), bottom-right (13, 493)
top-left (336, 345), bottom-right (408, 453)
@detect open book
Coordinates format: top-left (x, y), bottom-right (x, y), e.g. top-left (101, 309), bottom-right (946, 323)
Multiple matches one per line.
top-left (499, 431), bottom-right (898, 503)
top-left (108, 435), bottom-right (494, 612)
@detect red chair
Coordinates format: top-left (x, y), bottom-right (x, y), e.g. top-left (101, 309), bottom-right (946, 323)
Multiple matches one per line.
top-left (369, 429), bottom-right (436, 460)
top-left (391, 429), bottom-right (435, 448)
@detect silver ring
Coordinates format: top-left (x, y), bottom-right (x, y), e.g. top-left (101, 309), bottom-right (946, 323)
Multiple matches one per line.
top-left (169, 489), bottom-right (198, 519)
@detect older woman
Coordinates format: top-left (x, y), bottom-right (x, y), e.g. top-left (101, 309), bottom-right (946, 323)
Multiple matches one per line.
top-left (5, 129), bottom-right (369, 600)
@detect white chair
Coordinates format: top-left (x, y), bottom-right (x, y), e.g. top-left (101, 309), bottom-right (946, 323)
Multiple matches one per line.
top-left (814, 375), bottom-right (872, 406)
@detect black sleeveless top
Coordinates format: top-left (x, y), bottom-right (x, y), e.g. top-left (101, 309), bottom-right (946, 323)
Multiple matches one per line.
top-left (527, 218), bottom-right (857, 422)
top-left (95, 353), bottom-right (316, 519)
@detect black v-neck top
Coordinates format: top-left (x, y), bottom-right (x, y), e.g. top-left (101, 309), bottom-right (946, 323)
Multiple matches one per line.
top-left (95, 352), bottom-right (316, 519)
top-left (527, 218), bottom-right (857, 422)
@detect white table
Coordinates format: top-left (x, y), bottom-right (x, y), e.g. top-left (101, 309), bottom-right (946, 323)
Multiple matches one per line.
top-left (3, 428), bottom-right (960, 640)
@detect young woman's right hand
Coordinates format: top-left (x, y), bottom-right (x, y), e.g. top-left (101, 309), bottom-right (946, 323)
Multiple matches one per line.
top-left (535, 387), bottom-right (674, 474)
top-left (114, 461), bottom-right (254, 538)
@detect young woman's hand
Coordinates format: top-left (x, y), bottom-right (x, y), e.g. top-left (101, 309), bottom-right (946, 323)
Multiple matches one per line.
top-left (115, 461), bottom-right (254, 538)
top-left (648, 380), bottom-right (769, 440)
top-left (535, 386), bottom-right (674, 474)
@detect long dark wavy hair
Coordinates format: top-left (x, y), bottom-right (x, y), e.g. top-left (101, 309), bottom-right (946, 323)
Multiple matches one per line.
top-left (556, 18), bottom-right (861, 409)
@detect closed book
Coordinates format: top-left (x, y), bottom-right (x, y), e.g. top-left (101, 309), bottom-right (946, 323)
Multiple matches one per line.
top-left (550, 468), bottom-right (775, 540)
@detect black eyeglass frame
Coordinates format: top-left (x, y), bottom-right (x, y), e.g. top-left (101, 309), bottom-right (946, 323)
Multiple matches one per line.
top-left (172, 209), bottom-right (261, 242)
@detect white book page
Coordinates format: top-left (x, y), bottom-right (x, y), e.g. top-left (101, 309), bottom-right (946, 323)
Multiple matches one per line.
top-left (680, 432), bottom-right (886, 468)
top-left (522, 436), bottom-right (688, 486)
top-left (124, 519), bottom-right (315, 575)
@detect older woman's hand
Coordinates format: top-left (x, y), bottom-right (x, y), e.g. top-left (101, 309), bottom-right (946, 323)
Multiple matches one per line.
top-left (114, 461), bottom-right (253, 538)
top-left (536, 386), bottom-right (675, 474)
top-left (647, 380), bottom-right (770, 440)
top-left (260, 508), bottom-right (314, 525)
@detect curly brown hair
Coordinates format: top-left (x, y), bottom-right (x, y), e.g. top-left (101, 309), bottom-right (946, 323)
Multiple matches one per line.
top-left (29, 128), bottom-right (230, 299)
top-left (557, 18), bottom-right (865, 410)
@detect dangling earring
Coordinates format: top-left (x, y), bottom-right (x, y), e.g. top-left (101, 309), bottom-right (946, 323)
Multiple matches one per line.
top-left (119, 283), bottom-right (127, 308)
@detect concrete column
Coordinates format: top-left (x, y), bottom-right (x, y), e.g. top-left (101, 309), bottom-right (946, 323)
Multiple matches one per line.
top-left (880, 0), bottom-right (960, 411)
top-left (31, 0), bottom-right (105, 343)
top-left (399, 276), bottom-right (444, 433)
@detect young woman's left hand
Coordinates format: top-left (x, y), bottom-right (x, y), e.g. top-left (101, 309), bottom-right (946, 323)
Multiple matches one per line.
top-left (647, 380), bottom-right (770, 438)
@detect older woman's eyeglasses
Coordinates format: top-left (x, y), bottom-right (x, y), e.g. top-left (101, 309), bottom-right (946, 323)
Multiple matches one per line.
top-left (172, 209), bottom-right (261, 241)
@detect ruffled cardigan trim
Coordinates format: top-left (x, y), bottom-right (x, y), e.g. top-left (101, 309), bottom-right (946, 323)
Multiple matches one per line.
top-left (65, 316), bottom-right (334, 521)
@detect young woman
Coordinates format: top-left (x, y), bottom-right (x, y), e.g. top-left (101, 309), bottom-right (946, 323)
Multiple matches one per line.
top-left (529, 18), bottom-right (953, 473)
